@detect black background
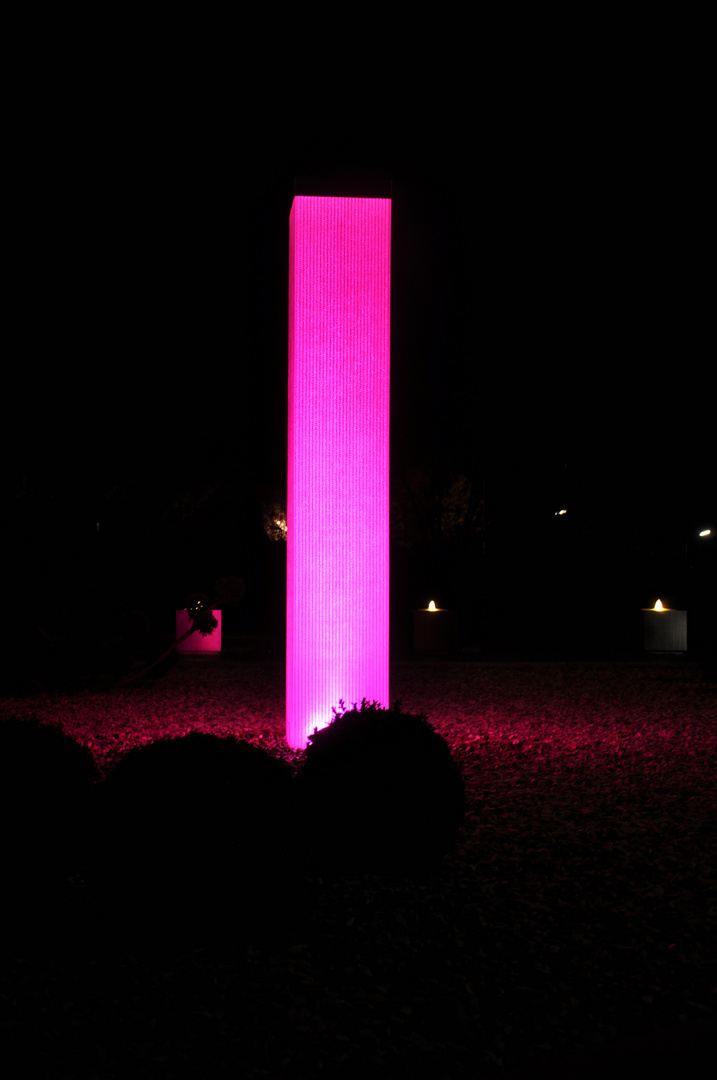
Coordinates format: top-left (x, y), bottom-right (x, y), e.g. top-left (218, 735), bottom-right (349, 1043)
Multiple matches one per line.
top-left (4, 27), bottom-right (713, 657)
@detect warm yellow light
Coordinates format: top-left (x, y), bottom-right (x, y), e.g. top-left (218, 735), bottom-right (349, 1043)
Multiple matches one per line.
top-left (699, 529), bottom-right (711, 537)
top-left (428, 600), bottom-right (437, 612)
top-left (654, 599), bottom-right (665, 611)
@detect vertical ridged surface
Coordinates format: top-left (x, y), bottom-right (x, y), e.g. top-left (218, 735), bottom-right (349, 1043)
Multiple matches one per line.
top-left (644, 610), bottom-right (687, 651)
top-left (287, 196), bottom-right (391, 749)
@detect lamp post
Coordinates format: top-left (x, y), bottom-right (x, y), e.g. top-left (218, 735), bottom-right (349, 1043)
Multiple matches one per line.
top-left (686, 526), bottom-right (715, 679)
top-left (686, 527), bottom-right (712, 570)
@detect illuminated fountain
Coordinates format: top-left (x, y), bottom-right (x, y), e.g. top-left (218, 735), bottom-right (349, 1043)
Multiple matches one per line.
top-left (286, 192), bottom-right (391, 749)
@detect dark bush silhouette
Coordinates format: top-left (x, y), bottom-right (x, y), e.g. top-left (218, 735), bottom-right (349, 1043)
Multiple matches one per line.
top-left (0, 716), bottom-right (100, 933)
top-left (90, 732), bottom-right (301, 946)
top-left (299, 700), bottom-right (465, 873)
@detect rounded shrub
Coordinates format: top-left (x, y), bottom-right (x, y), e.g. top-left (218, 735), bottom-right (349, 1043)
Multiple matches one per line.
top-left (92, 731), bottom-right (301, 945)
top-left (0, 715), bottom-right (100, 923)
top-left (299, 700), bottom-right (465, 873)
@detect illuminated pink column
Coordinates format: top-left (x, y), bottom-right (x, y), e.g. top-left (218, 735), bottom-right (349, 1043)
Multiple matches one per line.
top-left (287, 195), bottom-right (391, 749)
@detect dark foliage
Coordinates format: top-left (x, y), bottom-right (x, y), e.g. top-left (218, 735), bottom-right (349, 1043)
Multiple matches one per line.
top-left (183, 593), bottom-right (218, 636)
top-left (89, 731), bottom-right (302, 947)
top-left (1, 663), bottom-right (716, 1073)
top-left (300, 699), bottom-right (466, 873)
top-left (0, 605), bottom-right (156, 694)
top-left (0, 716), bottom-right (101, 937)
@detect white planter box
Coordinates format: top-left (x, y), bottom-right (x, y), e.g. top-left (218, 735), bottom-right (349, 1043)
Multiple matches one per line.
top-left (644, 609), bottom-right (687, 652)
top-left (175, 610), bottom-right (222, 654)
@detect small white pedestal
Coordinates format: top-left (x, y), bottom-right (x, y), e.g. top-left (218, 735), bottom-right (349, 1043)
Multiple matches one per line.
top-left (175, 610), bottom-right (222, 654)
top-left (643, 604), bottom-right (687, 652)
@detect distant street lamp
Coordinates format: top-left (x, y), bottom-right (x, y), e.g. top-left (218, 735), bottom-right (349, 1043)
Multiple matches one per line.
top-left (686, 526), bottom-right (713, 569)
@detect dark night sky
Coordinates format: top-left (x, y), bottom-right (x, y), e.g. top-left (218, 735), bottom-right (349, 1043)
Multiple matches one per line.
top-left (5, 42), bottom-right (713, 623)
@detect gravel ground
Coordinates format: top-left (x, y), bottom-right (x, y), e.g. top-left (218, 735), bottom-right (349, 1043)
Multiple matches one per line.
top-left (1, 655), bottom-right (716, 1077)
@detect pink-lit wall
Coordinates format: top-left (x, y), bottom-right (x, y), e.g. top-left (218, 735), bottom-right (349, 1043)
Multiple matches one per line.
top-left (287, 195), bottom-right (391, 749)
top-left (175, 610), bottom-right (222, 653)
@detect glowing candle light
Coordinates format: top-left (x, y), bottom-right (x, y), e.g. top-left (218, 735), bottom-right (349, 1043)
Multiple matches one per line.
top-left (643, 599), bottom-right (687, 652)
top-left (286, 193), bottom-right (391, 749)
top-left (414, 600), bottom-right (452, 655)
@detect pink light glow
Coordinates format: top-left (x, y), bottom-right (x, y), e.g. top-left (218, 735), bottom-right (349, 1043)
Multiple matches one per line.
top-left (287, 195), bottom-right (391, 749)
top-left (175, 610), bottom-right (222, 653)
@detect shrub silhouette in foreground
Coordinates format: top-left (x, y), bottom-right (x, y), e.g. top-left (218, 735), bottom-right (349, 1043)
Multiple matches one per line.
top-left (299, 700), bottom-right (465, 873)
top-left (0, 716), bottom-right (100, 929)
top-left (92, 731), bottom-right (300, 945)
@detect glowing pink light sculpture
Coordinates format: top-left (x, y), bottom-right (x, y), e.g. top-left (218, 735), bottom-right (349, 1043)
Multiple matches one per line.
top-left (287, 194), bottom-right (391, 749)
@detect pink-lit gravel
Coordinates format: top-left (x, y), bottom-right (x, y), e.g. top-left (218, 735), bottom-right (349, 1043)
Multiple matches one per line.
top-left (2, 658), bottom-right (714, 783)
